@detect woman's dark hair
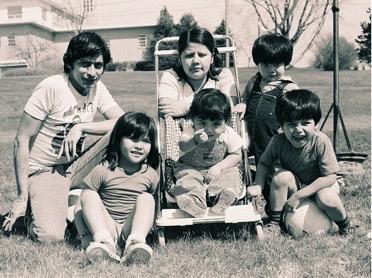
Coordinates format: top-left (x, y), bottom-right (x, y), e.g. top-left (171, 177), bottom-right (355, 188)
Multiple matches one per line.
top-left (63, 31), bottom-right (111, 73)
top-left (252, 34), bottom-right (293, 66)
top-left (173, 27), bottom-right (223, 80)
top-left (105, 112), bottom-right (159, 170)
top-left (275, 89), bottom-right (322, 126)
top-left (189, 89), bottom-right (231, 122)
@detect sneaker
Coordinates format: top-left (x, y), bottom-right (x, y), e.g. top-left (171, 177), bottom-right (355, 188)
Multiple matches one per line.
top-left (176, 194), bottom-right (207, 218)
top-left (85, 241), bottom-right (120, 263)
top-left (339, 222), bottom-right (359, 236)
top-left (120, 242), bottom-right (153, 265)
top-left (211, 188), bottom-right (236, 215)
top-left (264, 221), bottom-right (283, 236)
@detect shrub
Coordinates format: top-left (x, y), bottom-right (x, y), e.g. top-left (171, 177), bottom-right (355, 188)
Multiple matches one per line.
top-left (312, 35), bottom-right (357, 70)
top-left (134, 61), bottom-right (155, 71)
top-left (105, 62), bottom-right (131, 72)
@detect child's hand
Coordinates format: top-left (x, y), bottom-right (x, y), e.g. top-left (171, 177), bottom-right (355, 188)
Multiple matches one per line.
top-left (232, 103), bottom-right (247, 119)
top-left (247, 185), bottom-right (262, 197)
top-left (283, 194), bottom-right (300, 213)
top-left (205, 165), bottom-right (222, 183)
top-left (194, 129), bottom-right (209, 144)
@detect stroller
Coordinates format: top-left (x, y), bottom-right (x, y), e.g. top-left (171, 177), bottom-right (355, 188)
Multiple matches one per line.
top-left (154, 35), bottom-right (263, 246)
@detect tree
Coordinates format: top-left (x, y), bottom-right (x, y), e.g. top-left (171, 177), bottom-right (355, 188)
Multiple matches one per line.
top-left (312, 35), bottom-right (357, 70)
top-left (62, 0), bottom-right (87, 34)
top-left (243, 0), bottom-right (331, 63)
top-left (355, 8), bottom-right (371, 64)
top-left (144, 8), bottom-right (200, 70)
top-left (214, 19), bottom-right (227, 35)
top-left (214, 19), bottom-right (233, 67)
top-left (174, 13), bottom-right (198, 35)
top-left (143, 7), bottom-right (176, 69)
top-left (13, 35), bottom-right (55, 69)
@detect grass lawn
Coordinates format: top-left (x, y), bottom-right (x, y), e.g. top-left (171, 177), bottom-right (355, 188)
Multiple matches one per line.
top-left (0, 68), bottom-right (370, 277)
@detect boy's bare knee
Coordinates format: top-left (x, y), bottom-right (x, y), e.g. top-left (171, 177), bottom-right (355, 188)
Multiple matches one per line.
top-left (315, 189), bottom-right (339, 209)
top-left (272, 170), bottom-right (295, 189)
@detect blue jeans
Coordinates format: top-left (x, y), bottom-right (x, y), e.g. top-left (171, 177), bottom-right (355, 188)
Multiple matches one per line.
top-left (26, 132), bottom-right (110, 243)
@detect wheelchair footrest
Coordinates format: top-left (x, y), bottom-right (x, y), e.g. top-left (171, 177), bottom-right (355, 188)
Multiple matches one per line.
top-left (156, 203), bottom-right (261, 227)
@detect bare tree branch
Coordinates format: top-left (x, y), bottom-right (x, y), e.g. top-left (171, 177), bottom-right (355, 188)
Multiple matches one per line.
top-left (13, 35), bottom-right (55, 68)
top-left (242, 0), bottom-right (331, 62)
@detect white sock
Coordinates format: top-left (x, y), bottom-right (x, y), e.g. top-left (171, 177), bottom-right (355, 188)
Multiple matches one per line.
top-left (93, 229), bottom-right (115, 247)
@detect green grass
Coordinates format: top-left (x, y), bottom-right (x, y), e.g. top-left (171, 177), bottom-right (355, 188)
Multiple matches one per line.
top-left (0, 68), bottom-right (370, 277)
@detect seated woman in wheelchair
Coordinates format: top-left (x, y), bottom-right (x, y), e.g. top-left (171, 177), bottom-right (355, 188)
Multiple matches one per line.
top-left (158, 27), bottom-right (236, 117)
top-left (171, 89), bottom-right (243, 217)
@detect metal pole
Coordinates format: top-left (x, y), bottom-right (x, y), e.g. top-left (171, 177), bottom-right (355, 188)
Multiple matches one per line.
top-left (225, 0), bottom-right (230, 67)
top-left (332, 0), bottom-right (339, 149)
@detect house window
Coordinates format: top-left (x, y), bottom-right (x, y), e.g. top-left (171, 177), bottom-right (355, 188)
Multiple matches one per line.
top-left (7, 6), bottom-right (22, 19)
top-left (83, 0), bottom-right (94, 13)
top-left (138, 34), bottom-right (147, 48)
top-left (8, 34), bottom-right (16, 47)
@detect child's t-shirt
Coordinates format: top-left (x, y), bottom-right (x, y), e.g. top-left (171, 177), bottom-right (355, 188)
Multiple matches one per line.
top-left (175, 125), bottom-right (243, 169)
top-left (259, 130), bottom-right (339, 185)
top-left (83, 162), bottom-right (159, 223)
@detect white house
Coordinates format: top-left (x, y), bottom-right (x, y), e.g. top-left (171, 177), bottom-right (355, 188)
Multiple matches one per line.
top-left (0, 0), bottom-right (157, 67)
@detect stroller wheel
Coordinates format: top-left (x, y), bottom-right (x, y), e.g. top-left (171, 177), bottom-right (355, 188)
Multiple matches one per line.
top-left (255, 224), bottom-right (264, 240)
top-left (157, 228), bottom-right (166, 246)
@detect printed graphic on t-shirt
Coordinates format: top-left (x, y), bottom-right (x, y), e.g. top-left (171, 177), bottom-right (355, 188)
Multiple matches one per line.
top-left (51, 102), bottom-right (92, 156)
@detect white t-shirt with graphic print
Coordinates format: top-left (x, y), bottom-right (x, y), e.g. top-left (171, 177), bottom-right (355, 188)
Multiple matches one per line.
top-left (24, 74), bottom-right (118, 174)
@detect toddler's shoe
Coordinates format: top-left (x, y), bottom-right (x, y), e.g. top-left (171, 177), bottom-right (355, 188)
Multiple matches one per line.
top-left (176, 194), bottom-right (207, 218)
top-left (120, 242), bottom-right (153, 265)
top-left (211, 188), bottom-right (236, 214)
top-left (85, 241), bottom-right (120, 263)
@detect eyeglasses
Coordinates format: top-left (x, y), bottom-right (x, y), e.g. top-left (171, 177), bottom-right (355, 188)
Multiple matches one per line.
top-left (77, 59), bottom-right (104, 70)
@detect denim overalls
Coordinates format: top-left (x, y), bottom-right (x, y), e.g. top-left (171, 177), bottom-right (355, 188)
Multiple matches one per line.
top-left (245, 73), bottom-right (296, 164)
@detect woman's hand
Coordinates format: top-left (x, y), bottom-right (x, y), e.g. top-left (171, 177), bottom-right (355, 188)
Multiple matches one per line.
top-left (232, 103), bottom-right (247, 119)
top-left (2, 197), bottom-right (28, 232)
top-left (158, 98), bottom-right (189, 117)
top-left (58, 124), bottom-right (83, 161)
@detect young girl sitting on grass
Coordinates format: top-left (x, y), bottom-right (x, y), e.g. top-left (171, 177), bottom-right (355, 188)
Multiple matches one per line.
top-left (172, 89), bottom-right (244, 217)
top-left (74, 112), bottom-right (159, 264)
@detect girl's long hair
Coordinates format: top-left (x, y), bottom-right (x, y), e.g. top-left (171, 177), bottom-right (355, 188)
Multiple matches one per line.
top-left (105, 112), bottom-right (159, 170)
top-left (173, 27), bottom-right (223, 81)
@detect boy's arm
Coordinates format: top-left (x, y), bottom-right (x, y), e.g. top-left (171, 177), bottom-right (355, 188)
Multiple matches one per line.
top-left (248, 162), bottom-right (272, 197)
top-left (232, 76), bottom-right (255, 119)
top-left (284, 174), bottom-right (337, 212)
top-left (58, 104), bottom-right (124, 161)
top-left (3, 112), bottom-right (42, 232)
top-left (179, 126), bottom-right (209, 153)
